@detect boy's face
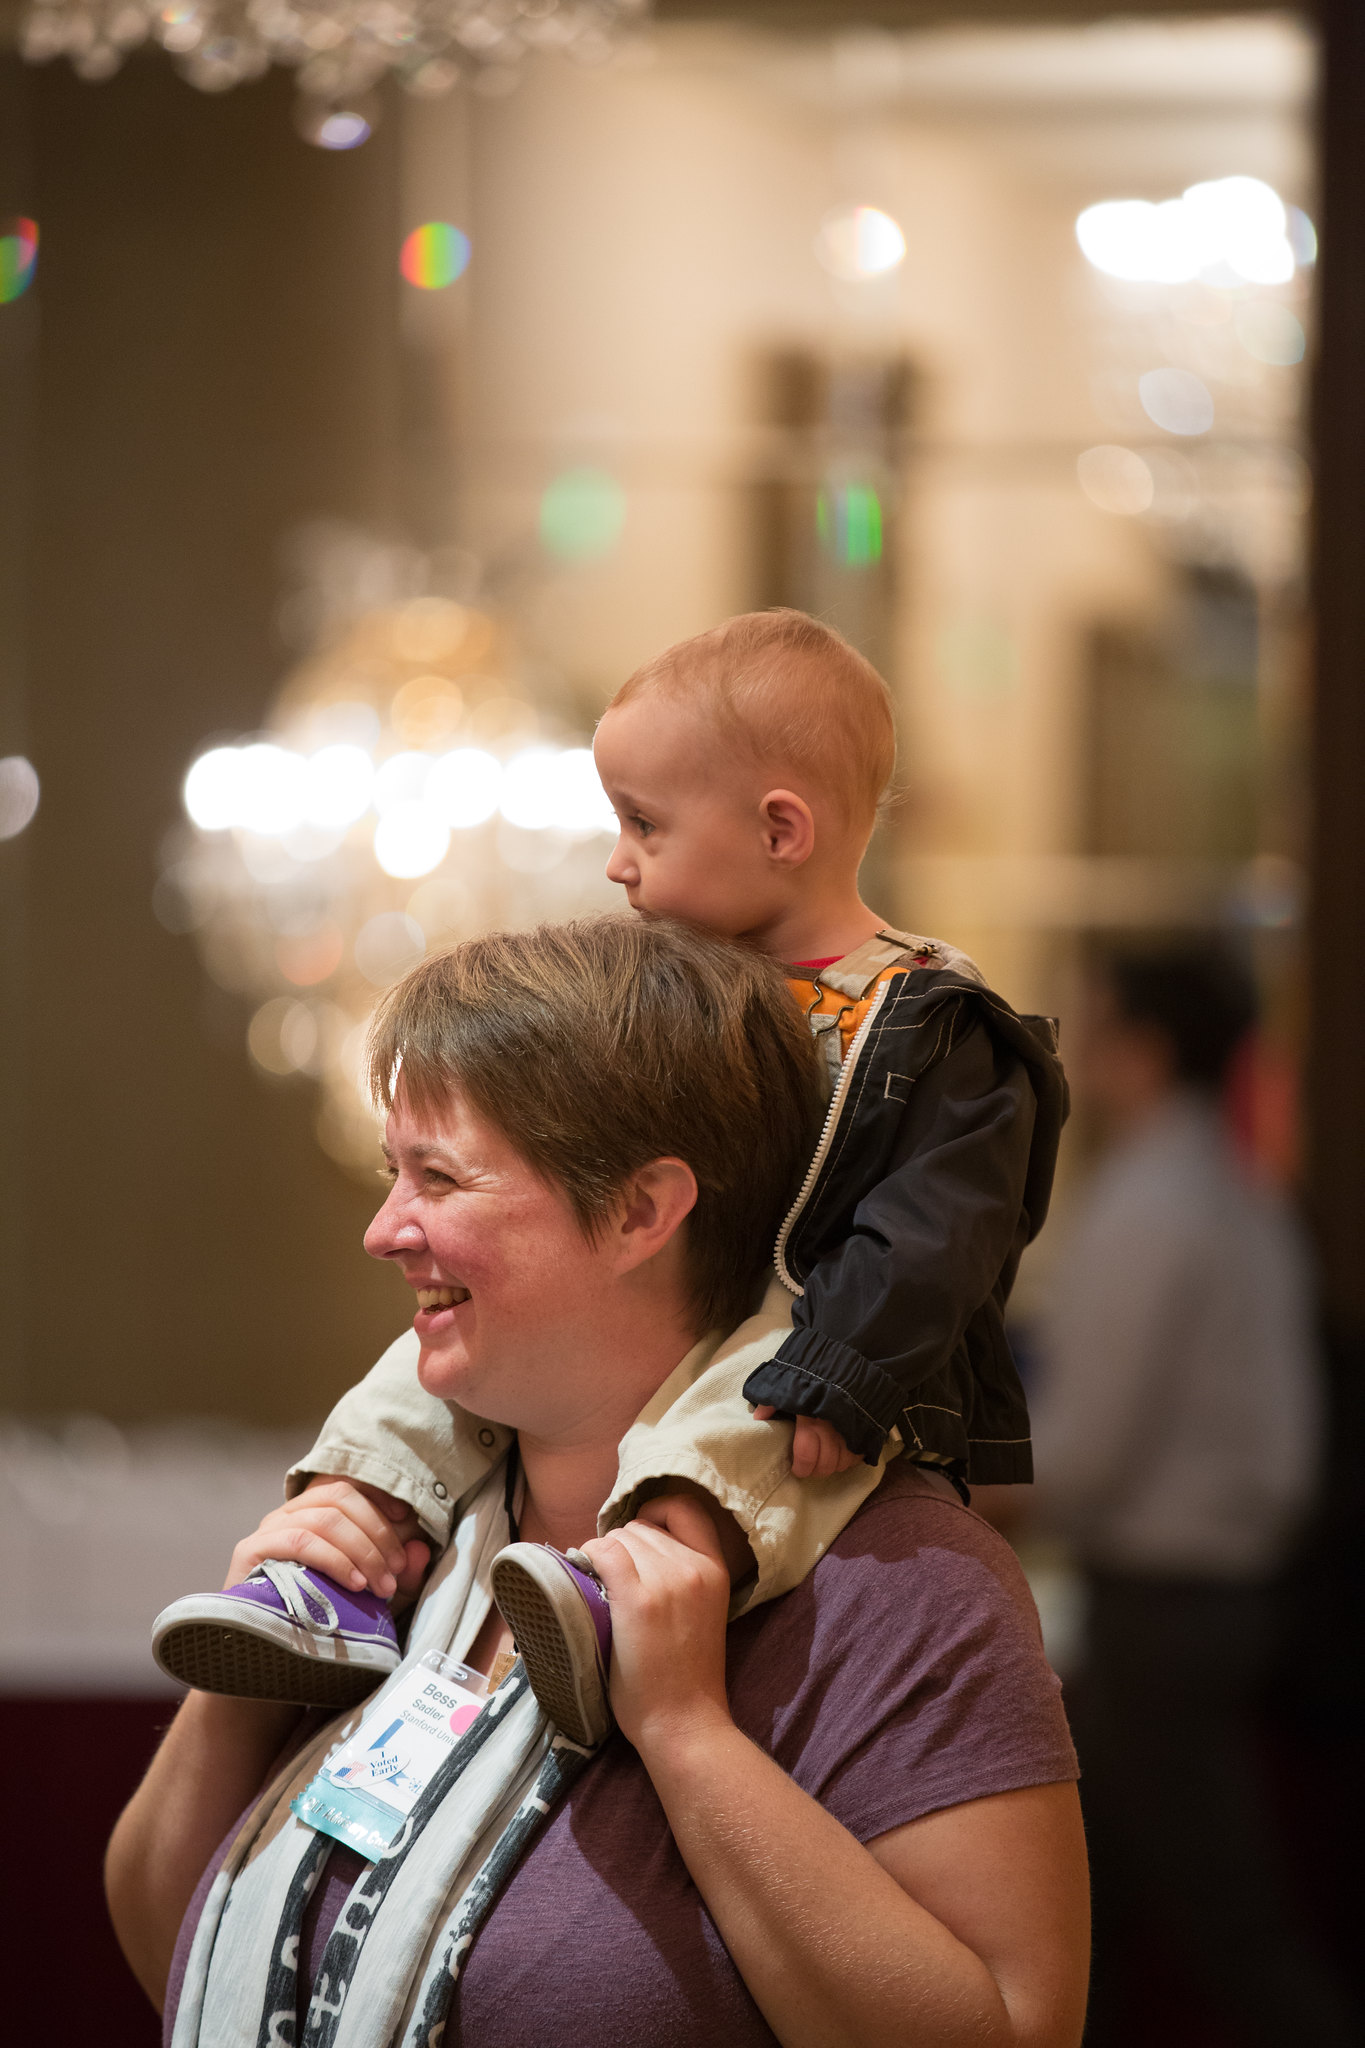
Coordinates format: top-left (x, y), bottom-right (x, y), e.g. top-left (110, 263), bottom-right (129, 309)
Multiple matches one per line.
top-left (594, 697), bottom-right (790, 941)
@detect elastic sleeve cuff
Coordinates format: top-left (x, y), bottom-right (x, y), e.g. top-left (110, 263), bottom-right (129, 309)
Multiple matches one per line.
top-left (742, 1328), bottom-right (904, 1465)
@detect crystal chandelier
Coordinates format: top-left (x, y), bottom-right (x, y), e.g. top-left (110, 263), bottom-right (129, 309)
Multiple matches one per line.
top-left (19, 0), bottom-right (650, 129)
top-left (156, 526), bottom-right (620, 1174)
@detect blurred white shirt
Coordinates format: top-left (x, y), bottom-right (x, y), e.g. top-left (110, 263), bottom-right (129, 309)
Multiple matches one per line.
top-left (1030, 1094), bottom-right (1320, 1580)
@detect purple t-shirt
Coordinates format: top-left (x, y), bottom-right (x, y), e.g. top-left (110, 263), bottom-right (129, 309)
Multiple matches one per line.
top-left (168, 1467), bottom-right (1076, 2046)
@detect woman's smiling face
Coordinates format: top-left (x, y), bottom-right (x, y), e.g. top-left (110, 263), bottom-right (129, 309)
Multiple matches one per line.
top-left (364, 1086), bottom-right (622, 1434)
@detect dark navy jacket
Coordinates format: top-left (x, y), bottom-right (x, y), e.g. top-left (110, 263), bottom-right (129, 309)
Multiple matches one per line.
top-left (742, 930), bottom-right (1068, 1484)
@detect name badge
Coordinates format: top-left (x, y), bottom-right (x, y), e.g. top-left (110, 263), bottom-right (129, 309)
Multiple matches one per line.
top-left (291, 1649), bottom-right (488, 1862)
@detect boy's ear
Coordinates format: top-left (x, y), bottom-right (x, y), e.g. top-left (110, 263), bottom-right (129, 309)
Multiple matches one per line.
top-left (759, 789), bottom-right (815, 869)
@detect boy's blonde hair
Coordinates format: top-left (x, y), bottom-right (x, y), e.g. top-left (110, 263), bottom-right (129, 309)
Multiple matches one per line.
top-left (608, 608), bottom-right (896, 841)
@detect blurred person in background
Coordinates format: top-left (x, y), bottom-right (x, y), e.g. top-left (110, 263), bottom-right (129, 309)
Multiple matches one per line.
top-left (1028, 942), bottom-right (1357, 2048)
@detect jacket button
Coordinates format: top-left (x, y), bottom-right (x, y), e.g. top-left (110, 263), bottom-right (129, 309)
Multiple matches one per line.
top-left (433, 1482), bottom-right (449, 1499)
top-left (478, 1428), bottom-right (496, 1448)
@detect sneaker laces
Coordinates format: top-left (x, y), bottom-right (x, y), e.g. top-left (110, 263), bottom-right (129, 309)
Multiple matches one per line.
top-left (252, 1560), bottom-right (342, 1634)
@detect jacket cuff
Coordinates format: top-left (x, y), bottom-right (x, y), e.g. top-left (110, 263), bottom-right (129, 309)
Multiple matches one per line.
top-left (285, 1444), bottom-right (459, 1549)
top-left (742, 1328), bottom-right (903, 1465)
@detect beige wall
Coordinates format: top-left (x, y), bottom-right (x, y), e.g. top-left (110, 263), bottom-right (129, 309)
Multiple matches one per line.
top-left (410, 17), bottom-right (1310, 1020)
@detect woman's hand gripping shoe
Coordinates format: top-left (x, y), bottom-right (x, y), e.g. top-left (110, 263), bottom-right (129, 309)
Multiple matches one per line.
top-left (489, 1544), bottom-right (613, 1748)
top-left (152, 1564), bottom-right (401, 1708)
top-left (151, 1477), bottom-right (430, 1709)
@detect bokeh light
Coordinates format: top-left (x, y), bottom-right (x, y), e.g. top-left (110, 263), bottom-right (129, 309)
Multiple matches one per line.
top-left (1076, 177), bottom-right (1304, 288)
top-left (276, 925), bottom-right (345, 986)
top-left (235, 743), bottom-right (308, 836)
top-left (0, 755), bottom-right (40, 838)
top-left (302, 743), bottom-right (373, 827)
top-left (426, 746), bottom-right (503, 828)
top-left (539, 468), bottom-right (627, 561)
top-left (354, 912), bottom-right (425, 988)
top-left (0, 218), bottom-right (39, 305)
top-left (183, 748), bottom-right (241, 831)
top-left (373, 801), bottom-right (450, 879)
top-left (171, 570), bottom-right (621, 1174)
top-left (1138, 367), bottom-right (1214, 437)
top-left (372, 750), bottom-right (435, 816)
top-left (497, 747), bottom-right (616, 834)
top-left (1234, 302), bottom-right (1306, 367)
top-left (548, 748), bottom-right (617, 834)
top-left (1182, 176), bottom-right (1294, 285)
top-left (1076, 445), bottom-right (1155, 516)
top-left (816, 484), bottom-right (883, 567)
top-left (391, 675), bottom-right (464, 749)
top-left (299, 107), bottom-right (372, 152)
top-left (1287, 206), bottom-right (1317, 267)
top-left (814, 206), bottom-right (906, 283)
top-left (499, 747), bottom-right (563, 831)
top-left (22, 0), bottom-right (641, 102)
top-left (405, 878), bottom-right (469, 940)
top-left (247, 996), bottom-right (327, 1075)
top-left (400, 222), bottom-right (472, 290)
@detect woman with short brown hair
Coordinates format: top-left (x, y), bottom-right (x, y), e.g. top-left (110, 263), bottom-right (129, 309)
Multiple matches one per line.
top-left (108, 913), bottom-right (1088, 2048)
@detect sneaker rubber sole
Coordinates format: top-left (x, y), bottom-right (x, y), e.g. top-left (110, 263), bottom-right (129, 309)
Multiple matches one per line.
top-left (490, 1548), bottom-right (611, 1748)
top-left (152, 1597), bottom-right (397, 1708)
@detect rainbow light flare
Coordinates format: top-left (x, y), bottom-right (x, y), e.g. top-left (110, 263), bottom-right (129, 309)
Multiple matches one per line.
top-left (0, 218), bottom-right (39, 305)
top-left (400, 223), bottom-right (471, 291)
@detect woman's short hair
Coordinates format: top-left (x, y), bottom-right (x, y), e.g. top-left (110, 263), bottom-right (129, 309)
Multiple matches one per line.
top-left (367, 914), bottom-right (823, 1335)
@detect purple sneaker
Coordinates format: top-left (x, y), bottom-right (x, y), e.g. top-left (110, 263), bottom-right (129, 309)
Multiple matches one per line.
top-left (151, 1561), bottom-right (400, 1708)
top-left (490, 1542), bottom-right (612, 1747)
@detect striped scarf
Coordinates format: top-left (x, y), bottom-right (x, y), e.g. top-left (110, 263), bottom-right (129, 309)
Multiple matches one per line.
top-left (170, 1459), bottom-right (594, 2048)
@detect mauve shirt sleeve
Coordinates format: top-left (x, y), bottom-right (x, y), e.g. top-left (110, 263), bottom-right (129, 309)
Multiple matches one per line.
top-left (727, 1477), bottom-right (1078, 1845)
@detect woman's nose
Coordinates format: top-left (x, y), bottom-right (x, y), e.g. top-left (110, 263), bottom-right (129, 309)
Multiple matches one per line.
top-left (364, 1196), bottom-right (427, 1262)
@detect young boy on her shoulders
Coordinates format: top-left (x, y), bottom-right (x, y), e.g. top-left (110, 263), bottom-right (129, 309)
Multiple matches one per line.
top-left (152, 609), bottom-right (1066, 1748)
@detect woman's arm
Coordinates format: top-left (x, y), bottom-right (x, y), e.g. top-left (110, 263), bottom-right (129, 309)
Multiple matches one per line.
top-left (584, 1498), bottom-right (1089, 2048)
top-left (106, 1478), bottom-right (427, 2009)
top-left (106, 1691), bottom-right (301, 2010)
top-left (645, 1726), bottom-right (1086, 2048)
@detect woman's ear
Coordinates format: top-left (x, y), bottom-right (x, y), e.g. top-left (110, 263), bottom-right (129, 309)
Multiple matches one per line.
top-left (759, 789), bottom-right (816, 869)
top-left (614, 1157), bottom-right (699, 1272)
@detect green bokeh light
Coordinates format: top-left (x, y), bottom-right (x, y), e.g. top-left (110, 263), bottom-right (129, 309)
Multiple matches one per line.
top-left (539, 467), bottom-right (627, 562)
top-left (816, 483), bottom-right (883, 568)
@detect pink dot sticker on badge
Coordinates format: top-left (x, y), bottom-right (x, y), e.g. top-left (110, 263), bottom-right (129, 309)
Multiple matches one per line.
top-left (450, 1703), bottom-right (480, 1738)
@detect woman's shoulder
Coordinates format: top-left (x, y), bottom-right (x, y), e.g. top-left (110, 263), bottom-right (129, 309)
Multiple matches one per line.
top-left (726, 1461), bottom-right (1076, 1842)
top-left (831, 1464), bottom-right (1052, 1670)
top-left (840, 1457), bottom-right (1031, 1558)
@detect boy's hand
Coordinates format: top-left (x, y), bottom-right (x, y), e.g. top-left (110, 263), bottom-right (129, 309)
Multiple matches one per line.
top-left (223, 1477), bottom-right (431, 1602)
top-left (751, 1406), bottom-right (862, 1480)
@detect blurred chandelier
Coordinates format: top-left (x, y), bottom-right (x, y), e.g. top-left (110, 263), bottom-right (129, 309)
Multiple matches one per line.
top-left (157, 530), bottom-right (619, 1173)
top-left (18, 0), bottom-right (649, 109)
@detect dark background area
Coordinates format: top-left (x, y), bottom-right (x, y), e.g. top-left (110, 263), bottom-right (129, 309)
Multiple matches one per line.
top-left (0, 54), bottom-right (416, 1429)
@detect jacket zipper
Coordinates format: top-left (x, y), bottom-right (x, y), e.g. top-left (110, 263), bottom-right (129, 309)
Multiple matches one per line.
top-left (773, 973), bottom-right (896, 1297)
